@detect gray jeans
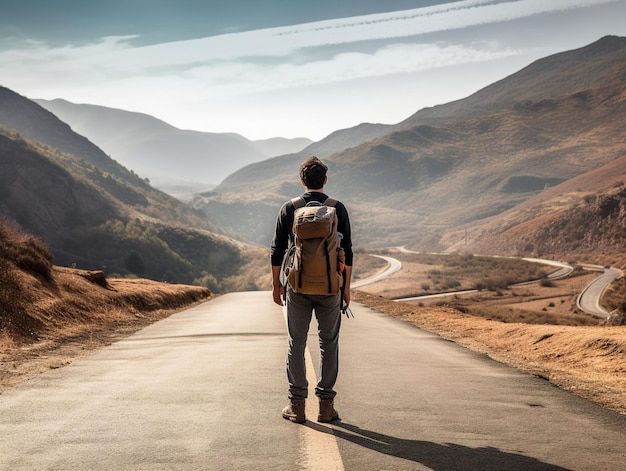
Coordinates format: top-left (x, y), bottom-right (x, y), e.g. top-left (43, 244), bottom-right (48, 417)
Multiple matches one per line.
top-left (285, 286), bottom-right (341, 400)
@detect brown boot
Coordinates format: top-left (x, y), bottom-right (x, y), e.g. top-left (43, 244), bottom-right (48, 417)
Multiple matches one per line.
top-left (282, 398), bottom-right (306, 423)
top-left (318, 398), bottom-right (339, 423)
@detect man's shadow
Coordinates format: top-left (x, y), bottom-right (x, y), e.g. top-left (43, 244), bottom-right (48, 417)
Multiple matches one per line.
top-left (305, 421), bottom-right (571, 471)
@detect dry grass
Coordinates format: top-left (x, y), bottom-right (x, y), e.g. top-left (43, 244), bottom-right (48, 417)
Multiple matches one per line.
top-left (357, 252), bottom-right (577, 320)
top-left (420, 272), bottom-right (600, 326)
top-left (0, 329), bottom-right (16, 351)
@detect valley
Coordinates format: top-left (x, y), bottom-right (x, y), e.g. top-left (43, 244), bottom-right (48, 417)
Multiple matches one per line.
top-left (0, 36), bottom-right (624, 415)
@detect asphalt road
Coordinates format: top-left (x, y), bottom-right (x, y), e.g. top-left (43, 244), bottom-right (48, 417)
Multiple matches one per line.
top-left (1, 292), bottom-right (625, 470)
top-left (577, 266), bottom-right (623, 318)
top-left (352, 255), bottom-right (402, 288)
top-left (522, 258), bottom-right (574, 280)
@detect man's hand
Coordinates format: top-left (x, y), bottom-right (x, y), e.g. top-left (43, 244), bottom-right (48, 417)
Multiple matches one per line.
top-left (271, 265), bottom-right (285, 306)
top-left (272, 283), bottom-right (285, 306)
top-left (342, 287), bottom-right (351, 308)
top-left (342, 265), bottom-right (352, 307)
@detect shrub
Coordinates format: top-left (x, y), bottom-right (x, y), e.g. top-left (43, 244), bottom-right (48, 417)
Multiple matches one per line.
top-left (14, 237), bottom-right (53, 281)
top-left (444, 279), bottom-right (461, 289)
top-left (0, 218), bottom-right (53, 282)
top-left (0, 259), bottom-right (22, 320)
top-left (124, 250), bottom-right (145, 275)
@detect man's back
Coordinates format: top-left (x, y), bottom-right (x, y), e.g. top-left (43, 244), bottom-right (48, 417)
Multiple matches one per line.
top-left (270, 156), bottom-right (352, 424)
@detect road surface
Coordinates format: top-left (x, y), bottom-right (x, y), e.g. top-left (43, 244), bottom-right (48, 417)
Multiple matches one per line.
top-left (577, 266), bottom-right (623, 318)
top-left (521, 258), bottom-right (574, 280)
top-left (1, 292), bottom-right (624, 470)
top-left (352, 255), bottom-right (402, 288)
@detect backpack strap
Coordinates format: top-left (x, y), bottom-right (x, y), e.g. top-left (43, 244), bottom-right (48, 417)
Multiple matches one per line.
top-left (289, 197), bottom-right (306, 241)
top-left (324, 197), bottom-right (338, 208)
top-left (293, 196), bottom-right (337, 209)
top-left (323, 198), bottom-right (338, 292)
top-left (289, 197), bottom-right (306, 289)
top-left (291, 197), bottom-right (306, 210)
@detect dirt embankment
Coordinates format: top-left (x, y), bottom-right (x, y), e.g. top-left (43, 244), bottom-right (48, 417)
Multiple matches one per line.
top-left (0, 266), bottom-right (211, 391)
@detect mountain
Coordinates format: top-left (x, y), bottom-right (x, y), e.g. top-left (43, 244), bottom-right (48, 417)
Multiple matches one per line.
top-left (0, 88), bottom-right (138, 183)
top-left (442, 156), bottom-right (626, 268)
top-left (398, 35), bottom-right (626, 126)
top-left (192, 36), bottom-right (626, 261)
top-left (34, 98), bottom-right (388, 192)
top-left (213, 122), bottom-right (395, 193)
top-left (252, 137), bottom-right (313, 157)
top-left (34, 99), bottom-right (271, 188)
top-left (295, 122), bottom-right (394, 160)
top-left (0, 88), bottom-right (253, 287)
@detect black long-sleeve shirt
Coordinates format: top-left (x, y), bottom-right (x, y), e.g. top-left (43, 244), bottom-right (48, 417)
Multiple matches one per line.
top-left (270, 191), bottom-right (353, 267)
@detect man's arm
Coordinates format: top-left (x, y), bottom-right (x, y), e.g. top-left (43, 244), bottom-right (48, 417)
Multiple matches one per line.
top-left (272, 265), bottom-right (285, 306)
top-left (343, 265), bottom-right (352, 307)
top-left (270, 201), bottom-right (290, 306)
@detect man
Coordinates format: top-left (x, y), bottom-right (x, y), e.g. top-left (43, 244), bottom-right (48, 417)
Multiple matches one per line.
top-left (271, 156), bottom-right (353, 424)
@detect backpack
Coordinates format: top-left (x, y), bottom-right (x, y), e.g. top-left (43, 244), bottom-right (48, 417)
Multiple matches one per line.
top-left (283, 197), bottom-right (344, 295)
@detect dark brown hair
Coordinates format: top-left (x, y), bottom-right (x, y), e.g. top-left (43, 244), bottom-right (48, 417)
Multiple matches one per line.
top-left (299, 156), bottom-right (327, 189)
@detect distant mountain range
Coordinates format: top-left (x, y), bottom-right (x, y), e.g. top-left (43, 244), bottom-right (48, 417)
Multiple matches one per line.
top-left (33, 99), bottom-right (312, 190)
top-left (192, 36), bottom-right (625, 267)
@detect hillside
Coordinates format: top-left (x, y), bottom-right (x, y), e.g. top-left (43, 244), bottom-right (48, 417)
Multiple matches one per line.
top-left (0, 218), bottom-right (211, 341)
top-left (0, 127), bottom-right (256, 286)
top-left (399, 35), bottom-right (626, 125)
top-left (0, 89), bottom-right (266, 288)
top-left (0, 88), bottom-right (141, 185)
top-left (214, 122), bottom-right (394, 193)
top-left (442, 156), bottom-right (626, 268)
top-left (194, 36), bottom-right (626, 260)
top-left (34, 99), bottom-right (270, 188)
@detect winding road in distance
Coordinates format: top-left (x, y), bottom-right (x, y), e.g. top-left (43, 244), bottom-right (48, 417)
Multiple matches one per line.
top-left (576, 265), bottom-right (623, 318)
top-left (352, 255), bottom-right (402, 288)
top-left (359, 250), bottom-right (621, 319)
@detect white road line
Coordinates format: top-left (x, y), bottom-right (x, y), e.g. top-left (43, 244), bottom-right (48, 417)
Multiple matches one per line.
top-left (282, 307), bottom-right (344, 471)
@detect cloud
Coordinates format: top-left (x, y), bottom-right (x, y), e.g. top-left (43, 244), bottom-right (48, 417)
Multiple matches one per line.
top-left (3, 0), bottom-right (577, 100)
top-left (3, 0), bottom-right (614, 73)
top-left (115, 0), bottom-right (615, 65)
top-left (0, 0), bottom-right (620, 139)
top-left (175, 42), bottom-right (524, 98)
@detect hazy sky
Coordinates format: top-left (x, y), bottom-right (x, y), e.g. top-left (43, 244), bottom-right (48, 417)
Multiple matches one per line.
top-left (1, 0), bottom-right (624, 140)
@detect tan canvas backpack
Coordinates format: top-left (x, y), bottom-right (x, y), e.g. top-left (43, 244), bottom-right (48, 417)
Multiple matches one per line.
top-left (284, 197), bottom-right (343, 295)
